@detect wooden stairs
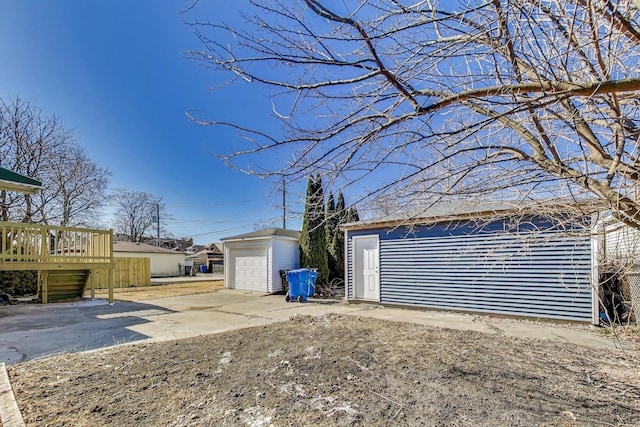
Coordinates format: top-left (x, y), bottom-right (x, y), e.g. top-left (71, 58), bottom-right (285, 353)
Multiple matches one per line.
top-left (39, 270), bottom-right (91, 302)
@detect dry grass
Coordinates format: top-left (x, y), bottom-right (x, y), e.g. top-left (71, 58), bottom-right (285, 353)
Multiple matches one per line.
top-left (83, 280), bottom-right (224, 302)
top-left (8, 314), bottom-right (640, 426)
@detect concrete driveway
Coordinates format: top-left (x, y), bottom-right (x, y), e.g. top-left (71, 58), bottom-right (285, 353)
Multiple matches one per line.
top-left (0, 290), bottom-right (352, 364)
top-left (0, 289), bottom-right (627, 365)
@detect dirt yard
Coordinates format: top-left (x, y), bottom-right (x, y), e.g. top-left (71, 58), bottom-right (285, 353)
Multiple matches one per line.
top-left (7, 311), bottom-right (640, 426)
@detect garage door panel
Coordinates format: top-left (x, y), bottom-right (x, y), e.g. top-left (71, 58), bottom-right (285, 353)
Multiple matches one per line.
top-left (232, 249), bottom-right (267, 291)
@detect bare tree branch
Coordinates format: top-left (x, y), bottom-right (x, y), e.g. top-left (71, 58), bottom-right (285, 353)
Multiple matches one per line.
top-left (187, 0), bottom-right (640, 226)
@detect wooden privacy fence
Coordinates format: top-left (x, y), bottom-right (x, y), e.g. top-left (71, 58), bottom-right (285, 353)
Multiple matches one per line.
top-left (95, 257), bottom-right (150, 289)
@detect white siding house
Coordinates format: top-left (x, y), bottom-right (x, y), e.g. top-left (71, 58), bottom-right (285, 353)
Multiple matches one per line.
top-left (599, 218), bottom-right (640, 324)
top-left (602, 218), bottom-right (640, 266)
top-left (113, 241), bottom-right (185, 277)
top-left (221, 228), bottom-right (300, 293)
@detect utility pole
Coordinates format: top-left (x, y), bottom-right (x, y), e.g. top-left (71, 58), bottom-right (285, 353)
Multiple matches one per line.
top-left (282, 178), bottom-right (287, 229)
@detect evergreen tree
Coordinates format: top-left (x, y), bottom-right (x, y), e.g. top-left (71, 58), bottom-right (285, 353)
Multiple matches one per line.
top-left (299, 174), bottom-right (329, 284)
top-left (326, 192), bottom-right (339, 280)
top-left (336, 192), bottom-right (347, 224)
top-left (299, 176), bottom-right (314, 270)
top-left (328, 191), bottom-right (347, 280)
top-left (346, 205), bottom-right (360, 223)
top-left (326, 192), bottom-right (337, 236)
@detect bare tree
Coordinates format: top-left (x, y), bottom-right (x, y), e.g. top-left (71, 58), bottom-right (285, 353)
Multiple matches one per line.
top-left (41, 144), bottom-right (111, 227)
top-left (1, 96), bottom-right (61, 222)
top-left (187, 0), bottom-right (640, 226)
top-left (111, 189), bottom-right (168, 242)
top-left (0, 96), bottom-right (109, 225)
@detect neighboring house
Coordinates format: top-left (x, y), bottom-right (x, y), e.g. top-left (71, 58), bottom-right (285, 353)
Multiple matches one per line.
top-left (113, 241), bottom-right (185, 277)
top-left (342, 202), bottom-right (600, 324)
top-left (597, 217), bottom-right (640, 323)
top-left (0, 166), bottom-right (42, 194)
top-left (207, 243), bottom-right (224, 273)
top-left (601, 217), bottom-right (640, 267)
top-left (221, 228), bottom-right (300, 293)
top-left (185, 243), bottom-right (224, 273)
top-left (185, 244), bottom-right (206, 256)
top-left (186, 248), bottom-right (208, 272)
top-left (144, 237), bottom-right (193, 251)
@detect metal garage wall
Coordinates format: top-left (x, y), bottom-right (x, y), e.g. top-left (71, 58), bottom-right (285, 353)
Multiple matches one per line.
top-left (347, 219), bottom-right (594, 322)
top-left (346, 237), bottom-right (353, 300)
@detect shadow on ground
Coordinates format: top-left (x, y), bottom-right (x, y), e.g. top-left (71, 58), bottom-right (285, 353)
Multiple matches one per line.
top-left (0, 299), bottom-right (175, 364)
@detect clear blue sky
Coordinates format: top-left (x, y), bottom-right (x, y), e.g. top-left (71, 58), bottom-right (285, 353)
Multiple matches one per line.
top-left (0, 0), bottom-right (304, 244)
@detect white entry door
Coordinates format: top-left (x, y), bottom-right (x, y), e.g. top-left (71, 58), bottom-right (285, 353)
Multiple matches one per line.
top-left (353, 236), bottom-right (379, 301)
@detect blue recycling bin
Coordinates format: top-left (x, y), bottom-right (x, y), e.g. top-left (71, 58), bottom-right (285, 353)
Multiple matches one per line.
top-left (285, 268), bottom-right (317, 302)
top-left (200, 265), bottom-right (208, 273)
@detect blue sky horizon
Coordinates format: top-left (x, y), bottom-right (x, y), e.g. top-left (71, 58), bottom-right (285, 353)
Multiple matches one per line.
top-left (0, 1), bottom-right (316, 244)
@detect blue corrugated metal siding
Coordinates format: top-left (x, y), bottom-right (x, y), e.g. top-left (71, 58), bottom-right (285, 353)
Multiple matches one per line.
top-left (347, 219), bottom-right (593, 322)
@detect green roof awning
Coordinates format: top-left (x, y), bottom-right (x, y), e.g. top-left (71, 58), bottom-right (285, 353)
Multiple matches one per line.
top-left (0, 167), bottom-right (42, 194)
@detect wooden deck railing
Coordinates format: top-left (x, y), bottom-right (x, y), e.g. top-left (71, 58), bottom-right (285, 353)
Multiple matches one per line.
top-left (0, 221), bottom-right (113, 270)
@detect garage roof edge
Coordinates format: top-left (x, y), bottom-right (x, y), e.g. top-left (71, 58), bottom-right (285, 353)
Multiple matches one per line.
top-left (341, 200), bottom-right (604, 231)
top-left (221, 227), bottom-right (301, 241)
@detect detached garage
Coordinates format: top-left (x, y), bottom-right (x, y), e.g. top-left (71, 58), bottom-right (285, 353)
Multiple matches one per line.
top-left (222, 228), bottom-right (300, 293)
top-left (343, 203), bottom-right (600, 324)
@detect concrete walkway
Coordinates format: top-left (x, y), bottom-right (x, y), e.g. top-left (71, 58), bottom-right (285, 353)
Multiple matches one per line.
top-left (0, 289), bottom-right (631, 365)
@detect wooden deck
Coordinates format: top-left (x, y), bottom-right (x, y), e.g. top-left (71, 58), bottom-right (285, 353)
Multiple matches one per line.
top-left (0, 221), bottom-right (114, 303)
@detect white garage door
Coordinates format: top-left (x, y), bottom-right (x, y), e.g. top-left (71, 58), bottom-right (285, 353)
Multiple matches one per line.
top-left (233, 248), bottom-right (267, 291)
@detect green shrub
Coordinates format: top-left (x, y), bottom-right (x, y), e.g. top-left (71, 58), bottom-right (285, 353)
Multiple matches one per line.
top-left (0, 271), bottom-right (38, 296)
